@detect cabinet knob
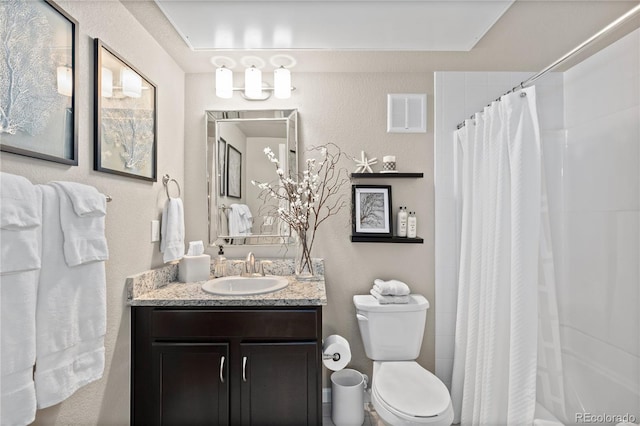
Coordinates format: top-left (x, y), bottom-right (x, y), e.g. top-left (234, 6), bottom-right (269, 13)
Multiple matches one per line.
top-left (242, 356), bottom-right (248, 382)
top-left (219, 356), bottom-right (225, 383)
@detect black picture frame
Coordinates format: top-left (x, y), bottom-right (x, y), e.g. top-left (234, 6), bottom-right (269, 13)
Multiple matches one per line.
top-left (94, 38), bottom-right (157, 181)
top-left (226, 144), bottom-right (241, 198)
top-left (352, 185), bottom-right (393, 237)
top-left (0, 0), bottom-right (78, 165)
top-left (218, 137), bottom-right (226, 196)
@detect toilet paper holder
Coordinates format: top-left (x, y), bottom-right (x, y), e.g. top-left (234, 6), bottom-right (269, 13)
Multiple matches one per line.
top-left (323, 352), bottom-right (342, 362)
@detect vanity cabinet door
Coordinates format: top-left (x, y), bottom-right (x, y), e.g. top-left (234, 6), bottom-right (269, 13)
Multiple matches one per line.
top-left (239, 342), bottom-right (319, 426)
top-left (152, 343), bottom-right (229, 426)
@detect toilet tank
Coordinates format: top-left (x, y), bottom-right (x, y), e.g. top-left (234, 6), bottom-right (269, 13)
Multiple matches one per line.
top-left (353, 294), bottom-right (429, 361)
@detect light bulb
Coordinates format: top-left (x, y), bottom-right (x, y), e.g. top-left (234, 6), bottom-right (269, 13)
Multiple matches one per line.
top-left (56, 66), bottom-right (72, 97)
top-left (274, 66), bottom-right (291, 99)
top-left (121, 68), bottom-right (142, 98)
top-left (244, 66), bottom-right (262, 99)
top-left (215, 66), bottom-right (233, 98)
top-left (101, 67), bottom-right (113, 98)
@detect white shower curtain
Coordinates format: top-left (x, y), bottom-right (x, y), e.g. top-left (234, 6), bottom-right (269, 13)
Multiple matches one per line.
top-left (450, 87), bottom-right (542, 425)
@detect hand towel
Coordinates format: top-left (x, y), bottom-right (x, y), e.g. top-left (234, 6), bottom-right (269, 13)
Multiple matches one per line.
top-left (34, 185), bottom-right (106, 409)
top-left (161, 198), bottom-right (185, 263)
top-left (49, 182), bottom-right (108, 267)
top-left (0, 172), bottom-right (40, 230)
top-left (373, 278), bottom-right (411, 296)
top-left (228, 204), bottom-right (253, 236)
top-left (49, 181), bottom-right (106, 217)
top-left (370, 288), bottom-right (410, 304)
top-left (1, 181), bottom-right (41, 426)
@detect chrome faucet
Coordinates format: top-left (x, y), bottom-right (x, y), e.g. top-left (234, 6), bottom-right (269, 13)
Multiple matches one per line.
top-left (245, 252), bottom-right (256, 276)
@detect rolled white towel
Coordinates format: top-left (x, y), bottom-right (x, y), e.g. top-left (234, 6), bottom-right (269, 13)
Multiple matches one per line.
top-left (373, 279), bottom-right (410, 296)
top-left (370, 288), bottom-right (410, 304)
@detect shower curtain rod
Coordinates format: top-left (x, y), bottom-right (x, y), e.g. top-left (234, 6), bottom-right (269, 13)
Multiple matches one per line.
top-left (456, 3), bottom-right (640, 130)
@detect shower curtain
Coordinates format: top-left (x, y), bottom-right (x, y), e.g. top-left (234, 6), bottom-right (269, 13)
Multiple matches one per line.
top-left (450, 87), bottom-right (543, 425)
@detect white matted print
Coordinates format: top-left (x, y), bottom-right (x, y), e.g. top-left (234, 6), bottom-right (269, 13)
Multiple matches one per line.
top-left (352, 185), bottom-right (392, 237)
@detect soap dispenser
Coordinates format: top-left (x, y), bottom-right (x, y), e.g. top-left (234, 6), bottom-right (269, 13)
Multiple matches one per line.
top-left (214, 245), bottom-right (227, 278)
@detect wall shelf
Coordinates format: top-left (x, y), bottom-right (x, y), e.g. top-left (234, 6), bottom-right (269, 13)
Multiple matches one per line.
top-left (351, 235), bottom-right (424, 244)
top-left (351, 172), bottom-right (424, 179)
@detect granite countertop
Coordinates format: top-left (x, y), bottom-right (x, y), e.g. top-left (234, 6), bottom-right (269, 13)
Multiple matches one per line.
top-left (126, 258), bottom-right (327, 307)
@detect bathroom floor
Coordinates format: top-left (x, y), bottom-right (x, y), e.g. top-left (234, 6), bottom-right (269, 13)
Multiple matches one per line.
top-left (322, 402), bottom-right (385, 426)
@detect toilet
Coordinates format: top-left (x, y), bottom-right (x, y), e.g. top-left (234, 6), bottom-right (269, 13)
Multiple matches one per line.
top-left (354, 294), bottom-right (454, 426)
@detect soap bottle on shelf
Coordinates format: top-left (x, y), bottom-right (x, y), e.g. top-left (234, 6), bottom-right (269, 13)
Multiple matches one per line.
top-left (397, 206), bottom-right (408, 237)
top-left (407, 211), bottom-right (417, 238)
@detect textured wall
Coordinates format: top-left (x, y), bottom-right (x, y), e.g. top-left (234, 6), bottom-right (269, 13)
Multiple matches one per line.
top-left (184, 72), bottom-right (435, 385)
top-left (0, 0), bottom-right (185, 423)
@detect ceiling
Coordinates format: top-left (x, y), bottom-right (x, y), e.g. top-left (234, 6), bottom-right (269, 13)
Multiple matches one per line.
top-left (122, 0), bottom-right (640, 74)
top-left (154, 0), bottom-right (513, 51)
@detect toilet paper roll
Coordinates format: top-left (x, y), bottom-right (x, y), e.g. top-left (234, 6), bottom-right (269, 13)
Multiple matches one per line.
top-left (323, 334), bottom-right (351, 371)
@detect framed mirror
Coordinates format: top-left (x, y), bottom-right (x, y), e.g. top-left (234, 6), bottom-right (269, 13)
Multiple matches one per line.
top-left (206, 109), bottom-right (298, 246)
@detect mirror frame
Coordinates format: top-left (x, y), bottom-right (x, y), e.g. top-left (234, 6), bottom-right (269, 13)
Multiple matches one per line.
top-left (206, 109), bottom-right (298, 246)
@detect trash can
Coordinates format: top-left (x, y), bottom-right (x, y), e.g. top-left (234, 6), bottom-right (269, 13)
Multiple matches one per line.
top-left (331, 369), bottom-right (368, 426)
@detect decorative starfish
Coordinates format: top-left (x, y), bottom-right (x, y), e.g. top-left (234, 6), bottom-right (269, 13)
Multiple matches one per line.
top-left (352, 151), bottom-right (378, 173)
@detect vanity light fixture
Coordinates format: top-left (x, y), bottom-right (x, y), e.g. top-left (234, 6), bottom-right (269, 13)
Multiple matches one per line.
top-left (214, 65), bottom-right (295, 100)
top-left (56, 66), bottom-right (73, 97)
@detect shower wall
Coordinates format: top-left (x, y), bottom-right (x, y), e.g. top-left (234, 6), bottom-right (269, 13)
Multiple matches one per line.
top-left (434, 26), bottom-right (639, 424)
top-left (556, 28), bottom-right (639, 423)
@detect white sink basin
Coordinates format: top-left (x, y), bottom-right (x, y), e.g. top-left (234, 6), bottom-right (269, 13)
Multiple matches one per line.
top-left (202, 275), bottom-right (289, 296)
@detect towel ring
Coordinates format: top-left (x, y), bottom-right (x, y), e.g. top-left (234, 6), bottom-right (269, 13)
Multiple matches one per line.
top-left (162, 174), bottom-right (181, 198)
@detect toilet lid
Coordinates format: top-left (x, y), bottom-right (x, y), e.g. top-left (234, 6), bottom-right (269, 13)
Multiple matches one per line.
top-left (374, 362), bottom-right (451, 418)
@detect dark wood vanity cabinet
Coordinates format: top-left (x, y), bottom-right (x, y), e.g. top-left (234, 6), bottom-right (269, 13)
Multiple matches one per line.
top-left (131, 306), bottom-right (322, 426)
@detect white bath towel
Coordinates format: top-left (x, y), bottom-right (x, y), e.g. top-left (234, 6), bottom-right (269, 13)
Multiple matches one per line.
top-left (1, 180), bottom-right (42, 426)
top-left (0, 172), bottom-right (40, 230)
top-left (50, 181), bottom-right (106, 217)
top-left (34, 185), bottom-right (106, 409)
top-left (161, 197), bottom-right (185, 263)
top-left (49, 182), bottom-right (108, 267)
top-left (228, 203), bottom-right (253, 236)
top-left (373, 279), bottom-right (411, 296)
top-left (370, 288), bottom-right (410, 304)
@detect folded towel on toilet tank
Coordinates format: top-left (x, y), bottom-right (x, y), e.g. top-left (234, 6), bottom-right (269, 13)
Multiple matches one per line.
top-left (370, 288), bottom-right (410, 304)
top-left (373, 279), bottom-right (411, 296)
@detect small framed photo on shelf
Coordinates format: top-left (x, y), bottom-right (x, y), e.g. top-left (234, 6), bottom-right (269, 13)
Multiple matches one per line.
top-left (352, 185), bottom-right (392, 237)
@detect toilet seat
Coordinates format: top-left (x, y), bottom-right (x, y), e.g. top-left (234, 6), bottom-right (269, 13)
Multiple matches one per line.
top-left (373, 361), bottom-right (453, 423)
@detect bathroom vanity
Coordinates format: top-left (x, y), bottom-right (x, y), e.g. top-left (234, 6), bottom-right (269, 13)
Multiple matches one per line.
top-left (127, 261), bottom-right (326, 425)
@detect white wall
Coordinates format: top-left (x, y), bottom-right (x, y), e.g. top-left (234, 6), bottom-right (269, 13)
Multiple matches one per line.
top-left (559, 28), bottom-right (639, 422)
top-left (433, 71), bottom-right (564, 390)
top-left (184, 72), bottom-right (435, 384)
top-left (0, 0), bottom-right (185, 423)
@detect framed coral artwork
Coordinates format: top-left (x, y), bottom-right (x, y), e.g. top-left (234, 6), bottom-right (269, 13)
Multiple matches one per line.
top-left (94, 38), bottom-right (157, 181)
top-left (0, 0), bottom-right (78, 165)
